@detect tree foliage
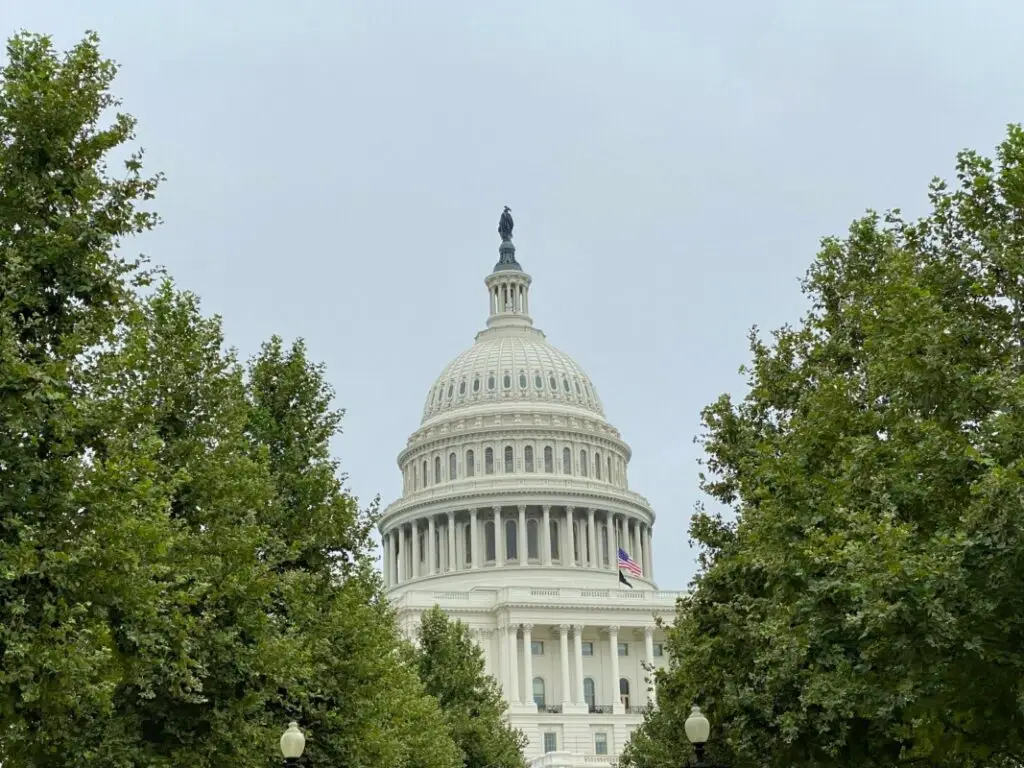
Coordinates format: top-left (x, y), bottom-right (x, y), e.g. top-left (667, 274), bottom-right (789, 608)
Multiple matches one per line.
top-left (412, 607), bottom-right (527, 768)
top-left (623, 126), bottom-right (1024, 768)
top-left (0, 32), bottom-right (460, 768)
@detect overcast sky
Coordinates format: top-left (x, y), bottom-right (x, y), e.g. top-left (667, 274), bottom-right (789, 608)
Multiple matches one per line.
top-left (6, 0), bottom-right (1022, 588)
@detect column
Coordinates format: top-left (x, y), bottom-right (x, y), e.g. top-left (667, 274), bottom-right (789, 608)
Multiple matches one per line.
top-left (518, 505), bottom-right (528, 565)
top-left (586, 508), bottom-right (597, 568)
top-left (412, 521), bottom-right (421, 579)
top-left (496, 624), bottom-right (507, 695)
top-left (645, 526), bottom-right (654, 579)
top-left (397, 528), bottom-right (406, 583)
top-left (644, 626), bottom-right (657, 706)
top-left (427, 515), bottom-right (436, 575)
top-left (470, 508), bottom-right (480, 569)
top-left (631, 519), bottom-right (639, 561)
top-left (542, 505), bottom-right (552, 566)
top-left (508, 624), bottom-right (521, 705)
top-left (565, 507), bottom-right (576, 567)
top-left (636, 524), bottom-right (645, 576)
top-left (522, 624), bottom-right (535, 709)
top-left (558, 624), bottom-right (571, 706)
top-left (480, 629), bottom-right (493, 678)
top-left (572, 625), bottom-right (585, 706)
top-left (602, 514), bottom-right (610, 569)
top-left (494, 507), bottom-right (503, 565)
top-left (447, 511), bottom-right (456, 572)
top-left (608, 625), bottom-right (622, 713)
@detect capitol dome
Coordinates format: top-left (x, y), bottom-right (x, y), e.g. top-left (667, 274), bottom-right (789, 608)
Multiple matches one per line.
top-left (378, 215), bottom-right (679, 765)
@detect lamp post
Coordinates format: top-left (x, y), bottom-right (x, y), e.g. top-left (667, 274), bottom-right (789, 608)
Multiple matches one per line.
top-left (280, 721), bottom-right (306, 766)
top-left (683, 705), bottom-right (714, 768)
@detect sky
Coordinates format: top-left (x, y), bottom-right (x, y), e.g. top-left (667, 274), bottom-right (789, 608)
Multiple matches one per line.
top-left (5, 0), bottom-right (1023, 588)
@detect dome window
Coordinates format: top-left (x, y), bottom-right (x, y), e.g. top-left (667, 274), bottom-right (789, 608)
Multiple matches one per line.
top-left (574, 380), bottom-right (581, 395)
top-left (459, 379), bottom-right (466, 395)
top-left (534, 373), bottom-right (543, 389)
top-left (447, 383), bottom-right (454, 400)
top-left (549, 374), bottom-right (557, 390)
top-left (473, 376), bottom-right (481, 393)
top-left (487, 374), bottom-right (496, 391)
top-left (518, 371), bottom-right (527, 389)
top-left (503, 372), bottom-right (512, 390)
top-left (562, 376), bottom-right (570, 393)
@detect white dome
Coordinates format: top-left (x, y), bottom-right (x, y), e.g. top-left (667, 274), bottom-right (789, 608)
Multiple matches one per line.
top-left (421, 327), bottom-right (604, 423)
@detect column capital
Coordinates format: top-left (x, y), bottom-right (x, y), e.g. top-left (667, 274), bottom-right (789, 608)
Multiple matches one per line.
top-left (447, 510), bottom-right (455, 520)
top-left (492, 505), bottom-right (501, 515)
top-left (518, 504), bottom-right (527, 513)
top-left (477, 628), bottom-right (493, 639)
top-left (571, 623), bottom-right (584, 633)
top-left (557, 623), bottom-right (571, 634)
top-left (587, 507), bottom-right (597, 514)
top-left (566, 505), bottom-right (574, 514)
top-left (521, 623), bottom-right (534, 632)
top-left (542, 504), bottom-right (551, 513)
top-left (605, 624), bottom-right (620, 634)
top-left (470, 506), bottom-right (478, 515)
top-left (644, 625), bottom-right (655, 638)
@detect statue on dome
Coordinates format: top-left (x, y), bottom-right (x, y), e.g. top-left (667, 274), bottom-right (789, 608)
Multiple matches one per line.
top-left (498, 206), bottom-right (514, 241)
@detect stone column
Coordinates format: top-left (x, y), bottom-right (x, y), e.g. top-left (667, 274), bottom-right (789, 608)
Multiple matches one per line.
top-left (558, 624), bottom-right (571, 707)
top-left (479, 629), bottom-right (493, 677)
top-left (382, 532), bottom-right (391, 587)
top-left (631, 519), bottom-right (639, 562)
top-left (522, 624), bottom-right (535, 709)
top-left (507, 624), bottom-right (520, 705)
top-left (636, 523), bottom-right (645, 576)
top-left (494, 507), bottom-right (504, 565)
top-left (542, 505), bottom-right (552, 566)
top-left (470, 508), bottom-right (480, 569)
top-left (427, 515), bottom-right (436, 576)
top-left (572, 625), bottom-right (585, 706)
top-left (646, 526), bottom-right (654, 580)
top-left (396, 528), bottom-right (406, 583)
top-left (412, 520), bottom-right (421, 579)
top-left (447, 511), bottom-right (456, 572)
top-left (586, 508), bottom-right (597, 568)
top-left (602, 514), bottom-right (610, 569)
top-left (608, 625), bottom-right (622, 713)
top-left (565, 507), bottom-right (576, 567)
top-left (518, 505), bottom-right (528, 565)
top-left (496, 624), bottom-right (507, 695)
top-left (644, 626), bottom-right (657, 706)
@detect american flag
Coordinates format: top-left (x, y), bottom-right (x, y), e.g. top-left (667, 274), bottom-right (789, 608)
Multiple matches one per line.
top-left (617, 548), bottom-right (642, 577)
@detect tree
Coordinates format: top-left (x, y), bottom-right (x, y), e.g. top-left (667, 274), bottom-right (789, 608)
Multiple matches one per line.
top-left (622, 126), bottom-right (1024, 768)
top-left (412, 606), bottom-right (527, 768)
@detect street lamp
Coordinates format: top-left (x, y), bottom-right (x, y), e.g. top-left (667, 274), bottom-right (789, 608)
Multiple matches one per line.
top-left (684, 705), bottom-right (712, 767)
top-left (280, 721), bottom-right (306, 766)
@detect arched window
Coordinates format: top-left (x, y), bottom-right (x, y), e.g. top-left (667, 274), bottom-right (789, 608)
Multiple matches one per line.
top-left (619, 678), bottom-right (631, 709)
top-left (422, 460), bottom-right (428, 486)
top-left (583, 677), bottom-right (596, 709)
top-left (434, 456), bottom-right (442, 483)
top-left (580, 450), bottom-right (588, 477)
top-left (607, 456), bottom-right (612, 483)
top-left (524, 445), bottom-right (534, 473)
top-left (413, 464), bottom-right (418, 490)
top-left (463, 524), bottom-right (472, 565)
top-left (550, 519), bottom-right (560, 560)
top-left (562, 447), bottom-right (572, 475)
top-left (449, 452), bottom-right (457, 481)
top-left (485, 448), bottom-right (494, 474)
top-left (504, 445), bottom-right (514, 473)
top-left (527, 519), bottom-right (539, 560)
top-left (595, 452), bottom-right (602, 479)
top-left (466, 450), bottom-right (475, 478)
top-left (533, 677), bottom-right (546, 708)
top-left (600, 525), bottom-right (609, 567)
top-left (484, 521), bottom-right (496, 561)
top-left (544, 446), bottom-right (554, 473)
top-left (505, 519), bottom-right (517, 561)
top-left (418, 531), bottom-right (426, 566)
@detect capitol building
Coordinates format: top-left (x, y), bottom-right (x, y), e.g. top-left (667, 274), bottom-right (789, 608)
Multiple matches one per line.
top-left (378, 214), bottom-right (683, 766)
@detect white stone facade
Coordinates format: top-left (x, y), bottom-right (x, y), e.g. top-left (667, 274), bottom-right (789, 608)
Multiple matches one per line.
top-left (380, 234), bottom-right (683, 766)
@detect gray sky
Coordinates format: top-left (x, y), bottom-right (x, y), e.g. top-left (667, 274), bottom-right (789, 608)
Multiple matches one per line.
top-left (6, 0), bottom-right (1022, 588)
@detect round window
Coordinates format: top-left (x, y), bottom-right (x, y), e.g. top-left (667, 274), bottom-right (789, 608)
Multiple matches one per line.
top-left (519, 372), bottom-right (527, 389)
top-left (459, 380), bottom-right (466, 395)
top-left (534, 373), bottom-right (543, 389)
top-left (487, 375), bottom-right (496, 391)
top-left (503, 373), bottom-right (512, 389)
top-left (473, 376), bottom-right (481, 393)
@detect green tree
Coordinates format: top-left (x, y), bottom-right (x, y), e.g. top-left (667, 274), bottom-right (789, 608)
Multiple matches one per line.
top-left (622, 126), bottom-right (1024, 768)
top-left (412, 606), bottom-right (527, 768)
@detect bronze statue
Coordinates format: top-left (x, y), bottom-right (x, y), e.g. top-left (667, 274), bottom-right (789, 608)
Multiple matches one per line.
top-left (498, 206), bottom-right (514, 241)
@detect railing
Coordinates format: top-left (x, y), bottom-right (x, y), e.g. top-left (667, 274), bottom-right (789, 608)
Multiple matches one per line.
top-left (392, 586), bottom-right (687, 609)
top-left (626, 704), bottom-right (653, 715)
top-left (588, 704), bottom-right (614, 714)
top-left (540, 704), bottom-right (563, 714)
